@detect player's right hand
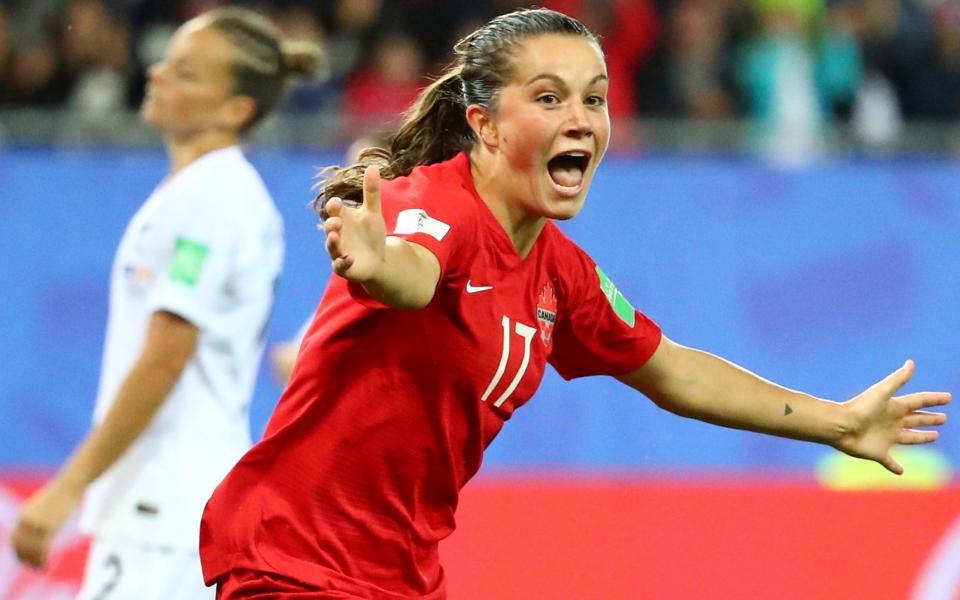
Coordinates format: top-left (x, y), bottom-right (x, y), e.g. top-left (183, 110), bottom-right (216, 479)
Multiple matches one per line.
top-left (322, 165), bottom-right (386, 283)
top-left (11, 481), bottom-right (81, 568)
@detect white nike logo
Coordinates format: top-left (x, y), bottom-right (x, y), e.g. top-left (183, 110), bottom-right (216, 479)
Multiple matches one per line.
top-left (466, 280), bottom-right (494, 294)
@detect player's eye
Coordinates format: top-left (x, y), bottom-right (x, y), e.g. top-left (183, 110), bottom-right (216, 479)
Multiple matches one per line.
top-left (172, 63), bottom-right (198, 80)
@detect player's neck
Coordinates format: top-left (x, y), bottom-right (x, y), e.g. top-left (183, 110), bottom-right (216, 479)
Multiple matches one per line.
top-left (166, 129), bottom-right (240, 175)
top-left (469, 152), bottom-right (546, 259)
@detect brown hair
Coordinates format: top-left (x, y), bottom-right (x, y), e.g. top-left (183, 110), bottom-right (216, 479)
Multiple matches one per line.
top-left (317, 8), bottom-right (598, 209)
top-left (198, 7), bottom-right (325, 133)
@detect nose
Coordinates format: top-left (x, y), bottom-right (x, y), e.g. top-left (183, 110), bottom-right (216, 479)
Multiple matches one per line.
top-left (564, 102), bottom-right (593, 138)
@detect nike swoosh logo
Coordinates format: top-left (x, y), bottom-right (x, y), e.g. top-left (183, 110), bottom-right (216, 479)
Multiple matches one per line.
top-left (466, 281), bottom-right (494, 293)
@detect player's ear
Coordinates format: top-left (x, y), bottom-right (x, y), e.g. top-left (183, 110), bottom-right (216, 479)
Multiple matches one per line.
top-left (221, 95), bottom-right (256, 131)
top-left (466, 105), bottom-right (498, 149)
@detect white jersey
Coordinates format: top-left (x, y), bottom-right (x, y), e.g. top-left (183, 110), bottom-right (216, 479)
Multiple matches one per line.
top-left (80, 146), bottom-right (284, 549)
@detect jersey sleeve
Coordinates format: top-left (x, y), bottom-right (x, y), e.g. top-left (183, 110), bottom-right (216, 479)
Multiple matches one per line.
top-left (345, 167), bottom-right (478, 307)
top-left (145, 194), bottom-right (234, 331)
top-left (548, 242), bottom-right (662, 380)
top-left (380, 174), bottom-right (474, 277)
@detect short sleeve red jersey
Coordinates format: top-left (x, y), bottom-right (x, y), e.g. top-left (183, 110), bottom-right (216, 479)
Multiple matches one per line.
top-left (200, 153), bottom-right (661, 598)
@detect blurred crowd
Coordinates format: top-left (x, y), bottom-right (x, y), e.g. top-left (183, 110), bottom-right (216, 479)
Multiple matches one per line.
top-left (1, 0), bottom-right (959, 149)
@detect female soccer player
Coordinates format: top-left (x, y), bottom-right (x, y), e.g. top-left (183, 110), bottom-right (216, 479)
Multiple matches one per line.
top-left (200, 8), bottom-right (950, 599)
top-left (11, 8), bottom-right (320, 600)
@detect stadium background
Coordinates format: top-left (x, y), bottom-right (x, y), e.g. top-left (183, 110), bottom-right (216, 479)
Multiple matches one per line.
top-left (2, 0), bottom-right (960, 598)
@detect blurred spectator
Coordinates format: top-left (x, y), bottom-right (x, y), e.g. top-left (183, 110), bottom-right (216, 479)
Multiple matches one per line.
top-left (388, 0), bottom-right (481, 67)
top-left (342, 29), bottom-right (424, 131)
top-left (891, 0), bottom-right (960, 120)
top-left (62, 0), bottom-right (131, 119)
top-left (851, 67), bottom-right (902, 149)
top-left (669, 0), bottom-right (738, 119)
top-left (737, 0), bottom-right (825, 162)
top-left (736, 0), bottom-right (861, 163)
top-left (841, 0), bottom-right (960, 125)
top-left (2, 0), bottom-right (68, 106)
top-left (318, 0), bottom-right (385, 84)
top-left (636, 0), bottom-right (738, 120)
top-left (820, 0), bottom-right (900, 149)
top-left (815, 0), bottom-right (862, 122)
top-left (273, 4), bottom-right (335, 113)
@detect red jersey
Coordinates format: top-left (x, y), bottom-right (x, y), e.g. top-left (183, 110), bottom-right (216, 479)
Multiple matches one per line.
top-left (200, 152), bottom-right (661, 598)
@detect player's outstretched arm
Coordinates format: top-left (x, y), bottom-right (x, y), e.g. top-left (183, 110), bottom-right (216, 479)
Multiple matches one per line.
top-left (322, 166), bottom-right (440, 310)
top-left (617, 336), bottom-right (950, 474)
top-left (11, 311), bottom-right (197, 568)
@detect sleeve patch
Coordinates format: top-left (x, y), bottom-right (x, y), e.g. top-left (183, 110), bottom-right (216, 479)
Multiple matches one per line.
top-left (596, 265), bottom-right (636, 327)
top-left (393, 208), bottom-right (450, 241)
top-left (170, 237), bottom-right (210, 286)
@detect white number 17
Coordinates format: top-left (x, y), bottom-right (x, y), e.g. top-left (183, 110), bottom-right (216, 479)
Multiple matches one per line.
top-left (481, 315), bottom-right (536, 408)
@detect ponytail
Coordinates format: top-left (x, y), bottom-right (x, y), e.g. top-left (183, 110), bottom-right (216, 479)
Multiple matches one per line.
top-left (281, 39), bottom-right (327, 81)
top-left (317, 68), bottom-right (474, 209)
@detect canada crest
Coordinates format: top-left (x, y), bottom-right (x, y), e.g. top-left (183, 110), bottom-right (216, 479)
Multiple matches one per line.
top-left (536, 281), bottom-right (558, 345)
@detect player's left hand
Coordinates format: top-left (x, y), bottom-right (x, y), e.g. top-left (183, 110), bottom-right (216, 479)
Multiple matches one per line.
top-left (11, 480), bottom-right (82, 568)
top-left (833, 360), bottom-right (950, 474)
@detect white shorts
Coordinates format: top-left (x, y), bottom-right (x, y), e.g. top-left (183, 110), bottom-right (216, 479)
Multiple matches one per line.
top-left (76, 537), bottom-right (213, 600)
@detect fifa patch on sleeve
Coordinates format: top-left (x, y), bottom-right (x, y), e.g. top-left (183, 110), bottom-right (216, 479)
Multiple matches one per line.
top-left (170, 237), bottom-right (210, 286)
top-left (393, 209), bottom-right (450, 241)
top-left (596, 265), bottom-right (636, 327)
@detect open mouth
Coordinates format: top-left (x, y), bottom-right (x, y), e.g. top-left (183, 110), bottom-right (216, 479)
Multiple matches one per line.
top-left (547, 150), bottom-right (591, 194)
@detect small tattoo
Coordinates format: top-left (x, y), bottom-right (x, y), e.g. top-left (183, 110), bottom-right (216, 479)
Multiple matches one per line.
top-left (784, 404), bottom-right (793, 416)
